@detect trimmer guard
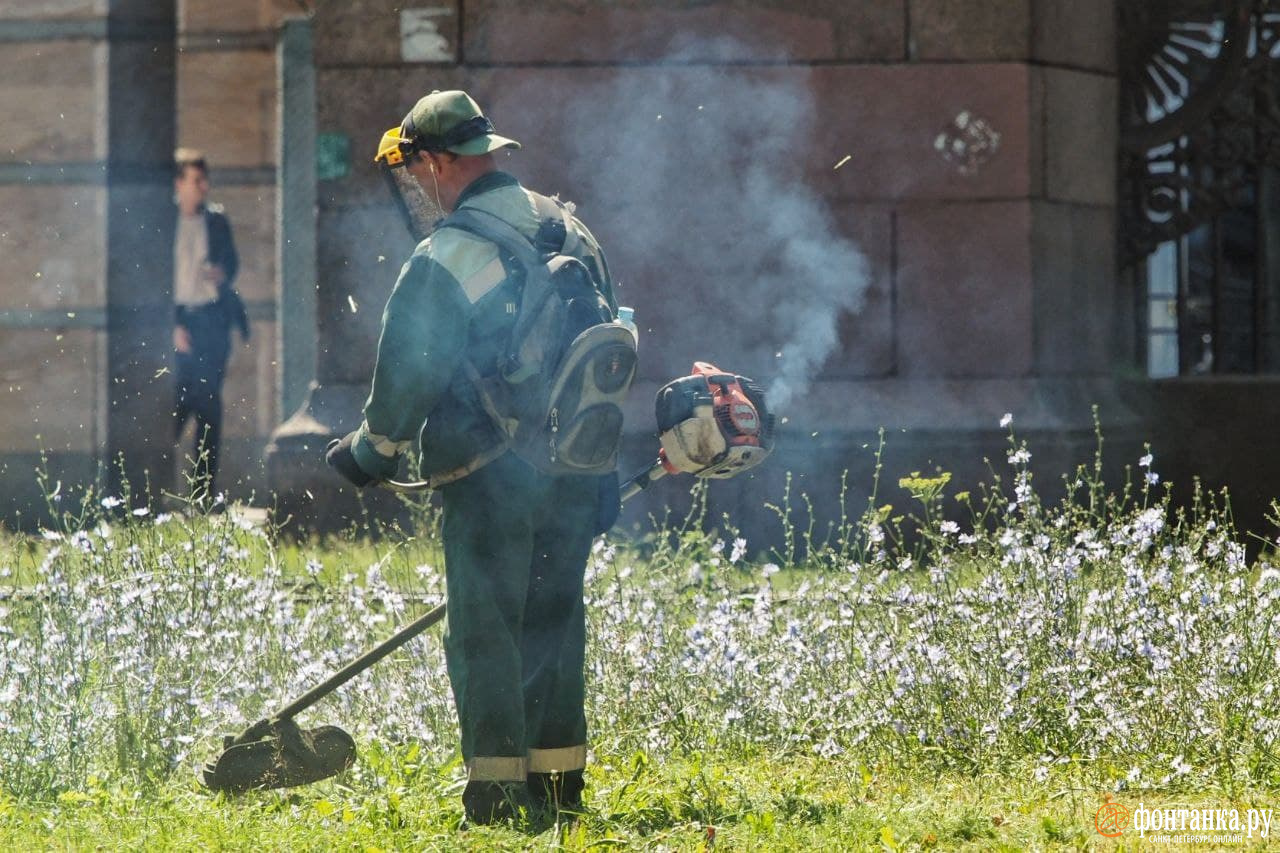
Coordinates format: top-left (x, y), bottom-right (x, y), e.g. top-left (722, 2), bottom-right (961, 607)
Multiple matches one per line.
top-left (201, 719), bottom-right (356, 794)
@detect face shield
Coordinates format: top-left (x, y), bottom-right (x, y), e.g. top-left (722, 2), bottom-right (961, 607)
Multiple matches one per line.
top-left (374, 127), bottom-right (443, 243)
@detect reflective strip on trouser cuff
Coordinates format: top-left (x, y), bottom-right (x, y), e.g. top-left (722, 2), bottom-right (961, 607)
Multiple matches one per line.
top-left (466, 756), bottom-right (527, 782)
top-left (527, 745), bottom-right (587, 773)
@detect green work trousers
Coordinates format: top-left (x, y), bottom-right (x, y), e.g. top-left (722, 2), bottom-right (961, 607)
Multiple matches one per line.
top-left (438, 452), bottom-right (599, 782)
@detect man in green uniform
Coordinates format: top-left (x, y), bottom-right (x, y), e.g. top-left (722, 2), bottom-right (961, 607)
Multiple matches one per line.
top-left (326, 90), bottom-right (619, 825)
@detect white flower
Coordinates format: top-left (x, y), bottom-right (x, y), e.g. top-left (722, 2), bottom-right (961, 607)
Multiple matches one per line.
top-left (1139, 453), bottom-right (1153, 468)
top-left (940, 520), bottom-right (960, 536)
top-left (1000, 413), bottom-right (1013, 428)
top-left (131, 506), bottom-right (150, 517)
top-left (761, 563), bottom-right (780, 578)
top-left (100, 496), bottom-right (122, 509)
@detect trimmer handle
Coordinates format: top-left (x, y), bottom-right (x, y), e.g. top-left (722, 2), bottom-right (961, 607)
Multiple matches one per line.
top-left (387, 460), bottom-right (669, 497)
top-left (619, 460), bottom-right (668, 502)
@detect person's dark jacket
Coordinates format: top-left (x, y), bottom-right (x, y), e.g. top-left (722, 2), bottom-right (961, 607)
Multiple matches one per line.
top-left (176, 203), bottom-right (249, 341)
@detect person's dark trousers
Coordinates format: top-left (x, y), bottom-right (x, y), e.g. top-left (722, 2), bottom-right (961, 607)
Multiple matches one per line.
top-left (438, 452), bottom-right (599, 823)
top-left (174, 303), bottom-right (231, 503)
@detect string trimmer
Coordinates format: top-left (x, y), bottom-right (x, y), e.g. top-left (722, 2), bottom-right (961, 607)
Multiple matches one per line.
top-left (199, 363), bottom-right (775, 794)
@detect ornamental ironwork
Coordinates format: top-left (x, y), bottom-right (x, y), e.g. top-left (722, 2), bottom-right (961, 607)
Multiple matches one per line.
top-left (1120, 0), bottom-right (1280, 264)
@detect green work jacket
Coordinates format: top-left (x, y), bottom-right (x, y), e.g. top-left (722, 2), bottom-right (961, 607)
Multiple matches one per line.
top-left (350, 171), bottom-right (617, 482)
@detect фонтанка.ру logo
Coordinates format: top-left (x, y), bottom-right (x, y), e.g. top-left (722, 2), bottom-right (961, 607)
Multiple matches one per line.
top-left (1095, 800), bottom-right (1130, 838)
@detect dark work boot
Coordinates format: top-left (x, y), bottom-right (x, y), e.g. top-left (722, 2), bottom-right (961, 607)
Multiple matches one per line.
top-left (527, 770), bottom-right (585, 812)
top-left (462, 781), bottom-right (532, 826)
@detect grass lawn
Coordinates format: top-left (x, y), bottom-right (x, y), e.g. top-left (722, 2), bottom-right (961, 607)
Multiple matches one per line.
top-left (4, 432), bottom-right (1280, 850)
top-left (2, 753), bottom-right (1227, 851)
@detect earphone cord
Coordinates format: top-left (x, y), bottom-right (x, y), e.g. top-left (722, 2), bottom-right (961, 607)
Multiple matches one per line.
top-left (430, 164), bottom-right (443, 212)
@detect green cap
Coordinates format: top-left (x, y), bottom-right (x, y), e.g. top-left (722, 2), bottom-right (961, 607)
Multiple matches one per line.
top-left (403, 90), bottom-right (521, 156)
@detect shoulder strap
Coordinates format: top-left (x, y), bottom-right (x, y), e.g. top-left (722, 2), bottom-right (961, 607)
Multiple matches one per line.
top-left (440, 207), bottom-right (542, 269)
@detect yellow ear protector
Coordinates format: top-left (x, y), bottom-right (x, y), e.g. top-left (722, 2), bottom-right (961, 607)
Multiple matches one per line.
top-left (374, 110), bottom-right (422, 168)
top-left (375, 127), bottom-right (413, 167)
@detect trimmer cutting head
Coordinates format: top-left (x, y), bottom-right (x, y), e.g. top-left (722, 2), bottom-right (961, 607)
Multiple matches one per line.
top-left (200, 718), bottom-right (356, 794)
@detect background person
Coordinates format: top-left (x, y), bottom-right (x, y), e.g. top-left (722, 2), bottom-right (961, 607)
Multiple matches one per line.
top-left (171, 148), bottom-right (249, 507)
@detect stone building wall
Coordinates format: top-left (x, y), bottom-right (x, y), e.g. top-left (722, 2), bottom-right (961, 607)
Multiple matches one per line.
top-left (0, 1), bottom-right (1131, 537)
top-left (0, 1), bottom-right (290, 523)
top-left (0, 1), bottom-right (114, 520)
top-left (296, 0), bottom-right (1127, 536)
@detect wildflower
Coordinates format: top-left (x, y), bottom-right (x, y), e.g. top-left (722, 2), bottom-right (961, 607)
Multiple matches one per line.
top-left (761, 563), bottom-right (780, 578)
top-left (1000, 413), bottom-right (1013, 428)
top-left (1139, 453), bottom-right (1153, 468)
top-left (816, 738), bottom-right (843, 757)
top-left (939, 520), bottom-right (960, 536)
top-left (131, 506), bottom-right (149, 517)
top-left (729, 538), bottom-right (747, 564)
top-left (100, 496), bottom-right (122, 509)
top-left (1007, 448), bottom-right (1031, 466)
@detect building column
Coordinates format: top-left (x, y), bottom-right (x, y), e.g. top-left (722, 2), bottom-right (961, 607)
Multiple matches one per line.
top-left (104, 0), bottom-right (177, 504)
top-left (277, 17), bottom-right (318, 419)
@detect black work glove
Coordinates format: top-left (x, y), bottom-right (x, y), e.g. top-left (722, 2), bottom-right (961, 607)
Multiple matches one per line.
top-left (325, 432), bottom-right (375, 488)
top-left (595, 472), bottom-right (621, 535)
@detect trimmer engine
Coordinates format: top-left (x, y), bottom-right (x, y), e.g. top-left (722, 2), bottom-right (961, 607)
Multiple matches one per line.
top-left (655, 362), bottom-right (776, 479)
